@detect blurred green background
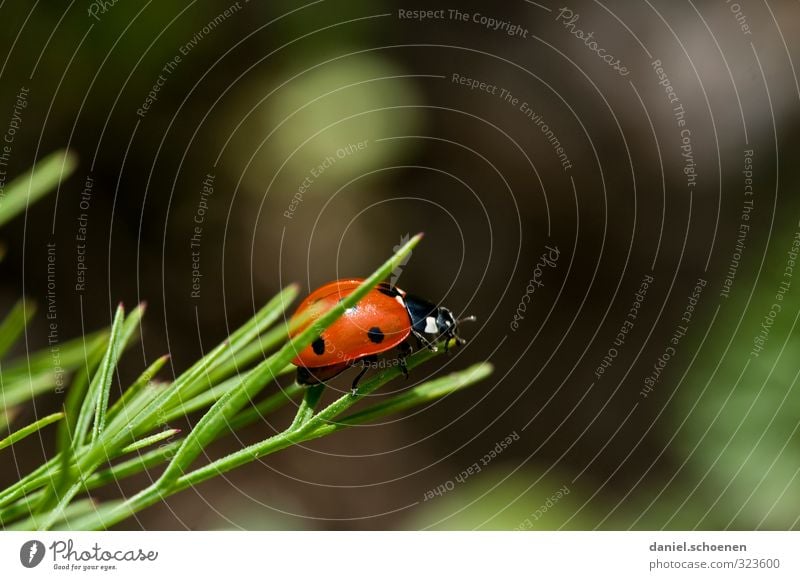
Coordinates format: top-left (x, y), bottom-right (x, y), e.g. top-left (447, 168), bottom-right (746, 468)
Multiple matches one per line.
top-left (1, 0), bottom-right (799, 530)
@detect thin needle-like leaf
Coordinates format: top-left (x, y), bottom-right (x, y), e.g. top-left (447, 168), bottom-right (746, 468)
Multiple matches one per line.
top-left (113, 284), bottom-right (299, 442)
top-left (0, 149), bottom-right (78, 228)
top-left (119, 429), bottom-right (181, 455)
top-left (0, 412), bottom-right (64, 451)
top-left (1, 329), bottom-right (107, 381)
top-left (103, 383), bottom-right (165, 439)
top-left (336, 362), bottom-right (494, 428)
top-left (83, 441), bottom-right (182, 490)
top-left (159, 363), bottom-right (294, 425)
top-left (34, 306), bottom-right (131, 524)
top-left (227, 382), bottom-right (304, 431)
top-left (0, 299), bottom-right (36, 360)
top-left (73, 304), bottom-right (124, 447)
top-left (75, 303), bottom-right (144, 445)
top-left (62, 332), bottom-right (110, 448)
top-left (176, 336), bottom-right (451, 488)
top-left (106, 354), bottom-right (169, 423)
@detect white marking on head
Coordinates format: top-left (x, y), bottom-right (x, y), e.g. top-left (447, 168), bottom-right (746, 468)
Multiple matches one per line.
top-left (395, 295), bottom-right (406, 307)
top-left (424, 316), bottom-right (438, 334)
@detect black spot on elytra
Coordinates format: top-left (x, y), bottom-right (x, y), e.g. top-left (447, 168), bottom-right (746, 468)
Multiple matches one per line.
top-left (367, 327), bottom-right (385, 344)
top-left (312, 337), bottom-right (326, 355)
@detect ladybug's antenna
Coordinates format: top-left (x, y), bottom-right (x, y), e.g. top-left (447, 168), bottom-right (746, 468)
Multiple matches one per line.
top-left (457, 314), bottom-right (477, 325)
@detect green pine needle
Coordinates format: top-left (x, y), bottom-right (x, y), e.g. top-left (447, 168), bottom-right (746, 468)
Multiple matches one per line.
top-left (119, 429), bottom-right (181, 455)
top-left (0, 412), bottom-right (64, 451)
top-left (0, 149), bottom-right (78, 228)
top-left (0, 299), bottom-right (36, 360)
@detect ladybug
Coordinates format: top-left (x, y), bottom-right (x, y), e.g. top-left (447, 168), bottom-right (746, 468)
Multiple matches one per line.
top-left (289, 279), bottom-right (474, 391)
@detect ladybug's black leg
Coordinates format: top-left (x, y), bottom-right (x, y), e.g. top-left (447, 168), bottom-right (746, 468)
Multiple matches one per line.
top-left (397, 341), bottom-right (412, 379)
top-left (350, 356), bottom-right (377, 395)
top-left (296, 367), bottom-right (316, 386)
top-left (411, 329), bottom-right (438, 352)
top-left (350, 367), bottom-right (368, 394)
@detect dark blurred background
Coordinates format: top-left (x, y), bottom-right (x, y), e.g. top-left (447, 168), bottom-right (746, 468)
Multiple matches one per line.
top-left (1, 0), bottom-right (799, 529)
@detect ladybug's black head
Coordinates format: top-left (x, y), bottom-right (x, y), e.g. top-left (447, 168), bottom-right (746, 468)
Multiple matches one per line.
top-left (404, 294), bottom-right (475, 349)
top-left (435, 307), bottom-right (457, 337)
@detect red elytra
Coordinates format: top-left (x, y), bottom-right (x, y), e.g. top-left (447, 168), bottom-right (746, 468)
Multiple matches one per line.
top-left (289, 279), bottom-right (411, 368)
top-left (289, 278), bottom-right (471, 389)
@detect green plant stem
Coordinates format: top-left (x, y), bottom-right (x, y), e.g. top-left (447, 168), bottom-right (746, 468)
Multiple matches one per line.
top-left (288, 385), bottom-right (324, 429)
top-left (64, 338), bottom-right (493, 531)
top-left (170, 341), bottom-right (453, 485)
top-left (0, 381), bottom-right (304, 513)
